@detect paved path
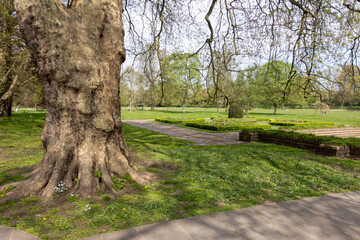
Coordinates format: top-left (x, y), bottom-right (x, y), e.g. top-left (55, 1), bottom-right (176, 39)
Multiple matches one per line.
top-left (123, 119), bottom-right (241, 145)
top-left (80, 191), bottom-right (360, 240)
top-left (3, 191), bottom-right (359, 240)
top-left (0, 225), bottom-right (39, 240)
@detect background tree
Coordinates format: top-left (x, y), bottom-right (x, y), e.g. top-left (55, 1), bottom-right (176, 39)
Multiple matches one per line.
top-left (255, 61), bottom-right (300, 114)
top-left (0, 0), bottom-right (39, 113)
top-left (140, 45), bottom-right (160, 111)
top-left (314, 101), bottom-right (330, 116)
top-left (163, 52), bottom-right (201, 113)
top-left (120, 67), bottom-right (145, 111)
top-left (235, 68), bottom-right (259, 114)
top-left (0, 0), bottom-right (22, 116)
top-left (335, 65), bottom-right (360, 107)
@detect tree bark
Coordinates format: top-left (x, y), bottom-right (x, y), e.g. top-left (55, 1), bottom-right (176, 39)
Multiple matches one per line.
top-left (10, 0), bottom-right (152, 198)
top-left (0, 97), bottom-right (12, 117)
top-left (274, 103), bottom-right (277, 114)
top-left (150, 82), bottom-right (155, 111)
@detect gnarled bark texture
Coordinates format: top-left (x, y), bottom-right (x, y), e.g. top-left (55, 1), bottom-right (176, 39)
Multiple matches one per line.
top-left (10, 0), bottom-right (151, 198)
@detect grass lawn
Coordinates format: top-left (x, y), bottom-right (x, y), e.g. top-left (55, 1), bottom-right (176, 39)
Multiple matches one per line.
top-left (0, 110), bottom-right (360, 239)
top-left (121, 107), bottom-right (360, 126)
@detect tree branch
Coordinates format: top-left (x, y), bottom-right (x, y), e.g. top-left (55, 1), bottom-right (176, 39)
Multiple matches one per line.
top-left (288, 0), bottom-right (316, 18)
top-left (343, 1), bottom-right (360, 13)
top-left (0, 75), bottom-right (18, 106)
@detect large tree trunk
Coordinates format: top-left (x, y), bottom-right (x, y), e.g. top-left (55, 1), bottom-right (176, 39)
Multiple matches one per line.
top-left (0, 97), bottom-right (12, 117)
top-left (10, 0), bottom-right (152, 198)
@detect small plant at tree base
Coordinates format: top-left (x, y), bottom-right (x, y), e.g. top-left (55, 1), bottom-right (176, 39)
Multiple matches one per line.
top-left (102, 195), bottom-right (112, 201)
top-left (111, 177), bottom-right (126, 191)
top-left (54, 181), bottom-right (67, 193)
top-left (228, 103), bottom-right (244, 119)
top-left (94, 171), bottom-right (103, 178)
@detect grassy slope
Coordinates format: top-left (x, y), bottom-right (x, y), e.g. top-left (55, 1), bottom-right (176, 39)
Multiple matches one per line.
top-left (0, 109), bottom-right (359, 239)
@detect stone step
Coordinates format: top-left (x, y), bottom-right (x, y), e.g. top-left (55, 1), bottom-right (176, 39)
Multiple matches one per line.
top-left (297, 128), bottom-right (360, 138)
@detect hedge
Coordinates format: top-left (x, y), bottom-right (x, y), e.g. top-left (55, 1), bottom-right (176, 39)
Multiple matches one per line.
top-left (186, 122), bottom-right (271, 131)
top-left (155, 118), bottom-right (205, 124)
top-left (255, 117), bottom-right (271, 122)
top-left (285, 122), bottom-right (336, 130)
top-left (269, 120), bottom-right (335, 129)
top-left (240, 128), bottom-right (360, 148)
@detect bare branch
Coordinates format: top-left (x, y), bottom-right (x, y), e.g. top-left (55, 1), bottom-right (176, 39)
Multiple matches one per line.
top-left (0, 75), bottom-right (18, 106)
top-left (288, 0), bottom-right (316, 18)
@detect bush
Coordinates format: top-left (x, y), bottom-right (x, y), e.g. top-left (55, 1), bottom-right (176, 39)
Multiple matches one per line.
top-left (228, 104), bottom-right (244, 119)
top-left (268, 120), bottom-right (335, 129)
top-left (155, 118), bottom-right (205, 124)
top-left (240, 128), bottom-right (360, 147)
top-left (255, 117), bottom-right (271, 122)
top-left (185, 122), bottom-right (271, 131)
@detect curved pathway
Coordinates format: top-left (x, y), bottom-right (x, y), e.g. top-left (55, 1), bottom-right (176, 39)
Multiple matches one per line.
top-left (123, 119), bottom-right (242, 145)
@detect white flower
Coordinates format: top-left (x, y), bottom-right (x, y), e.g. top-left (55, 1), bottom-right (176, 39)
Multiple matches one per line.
top-left (54, 181), bottom-right (67, 193)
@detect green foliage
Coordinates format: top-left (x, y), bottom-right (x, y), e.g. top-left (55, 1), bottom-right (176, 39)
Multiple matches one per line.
top-left (94, 171), bottom-right (102, 178)
top-left (111, 177), bottom-right (126, 191)
top-left (255, 117), bottom-right (271, 122)
top-left (102, 195), bottom-right (112, 201)
top-left (228, 103), bottom-right (244, 118)
top-left (155, 117), bottom-right (205, 124)
top-left (210, 116), bottom-right (228, 120)
top-left (163, 52), bottom-right (202, 109)
top-left (253, 61), bottom-right (306, 112)
top-left (241, 128), bottom-right (360, 147)
top-left (269, 120), bottom-right (335, 129)
top-left (186, 121), bottom-right (271, 131)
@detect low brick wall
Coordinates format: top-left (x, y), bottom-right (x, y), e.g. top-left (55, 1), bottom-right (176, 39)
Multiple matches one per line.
top-left (239, 131), bottom-right (352, 159)
top-left (349, 146), bottom-right (360, 159)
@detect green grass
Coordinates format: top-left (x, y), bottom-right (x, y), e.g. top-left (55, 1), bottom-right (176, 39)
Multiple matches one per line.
top-left (121, 107), bottom-right (360, 126)
top-left (249, 108), bottom-right (360, 126)
top-left (0, 110), bottom-right (360, 239)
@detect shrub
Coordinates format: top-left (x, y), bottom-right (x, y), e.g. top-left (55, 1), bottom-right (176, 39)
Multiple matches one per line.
top-left (228, 104), bottom-right (244, 119)
top-left (269, 121), bottom-right (296, 126)
top-left (255, 117), bottom-right (271, 122)
top-left (240, 128), bottom-right (360, 147)
top-left (269, 120), bottom-right (335, 129)
top-left (155, 118), bottom-right (205, 124)
top-left (185, 122), bottom-right (271, 131)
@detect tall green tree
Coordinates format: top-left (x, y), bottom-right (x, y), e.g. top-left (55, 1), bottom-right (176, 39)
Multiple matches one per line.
top-left (163, 52), bottom-right (201, 113)
top-left (255, 61), bottom-right (301, 114)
